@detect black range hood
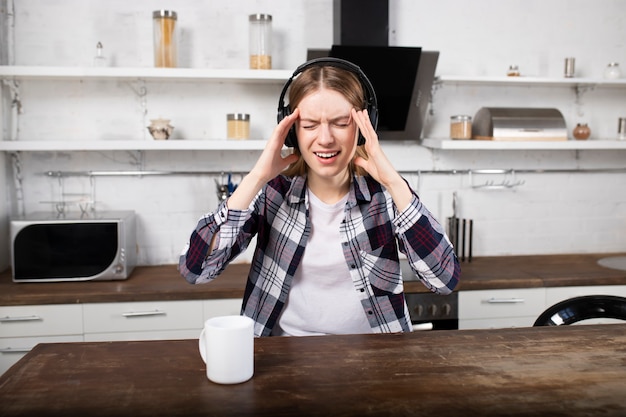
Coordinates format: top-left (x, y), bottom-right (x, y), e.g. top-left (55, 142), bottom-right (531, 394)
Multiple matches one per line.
top-left (308, 0), bottom-right (439, 141)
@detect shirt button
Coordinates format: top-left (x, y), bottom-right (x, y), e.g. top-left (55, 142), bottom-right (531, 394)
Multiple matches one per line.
top-left (343, 242), bottom-right (348, 246)
top-left (359, 288), bottom-right (365, 292)
top-left (367, 310), bottom-right (373, 315)
top-left (350, 264), bottom-right (356, 269)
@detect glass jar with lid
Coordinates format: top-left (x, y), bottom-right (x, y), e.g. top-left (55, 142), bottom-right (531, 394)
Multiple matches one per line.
top-left (227, 113), bottom-right (250, 140)
top-left (604, 62), bottom-right (621, 79)
top-left (450, 115), bottom-right (472, 139)
top-left (153, 10), bottom-right (178, 67)
top-left (249, 14), bottom-right (272, 69)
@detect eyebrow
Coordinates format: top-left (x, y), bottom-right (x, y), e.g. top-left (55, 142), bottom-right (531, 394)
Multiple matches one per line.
top-left (299, 114), bottom-right (352, 123)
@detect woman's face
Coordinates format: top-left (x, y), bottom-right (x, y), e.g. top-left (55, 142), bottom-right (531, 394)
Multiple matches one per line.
top-left (295, 87), bottom-right (358, 182)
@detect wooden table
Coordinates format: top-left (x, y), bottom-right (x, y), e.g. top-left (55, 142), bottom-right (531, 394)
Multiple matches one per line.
top-left (1, 324), bottom-right (625, 416)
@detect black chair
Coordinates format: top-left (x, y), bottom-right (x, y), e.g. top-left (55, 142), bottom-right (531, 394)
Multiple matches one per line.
top-left (534, 295), bottom-right (626, 326)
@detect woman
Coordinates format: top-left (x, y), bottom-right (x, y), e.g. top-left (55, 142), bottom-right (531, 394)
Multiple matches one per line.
top-left (179, 58), bottom-right (460, 337)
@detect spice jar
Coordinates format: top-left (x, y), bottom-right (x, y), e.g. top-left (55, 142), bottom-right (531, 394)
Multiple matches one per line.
top-left (604, 62), bottom-right (621, 79)
top-left (450, 115), bottom-right (472, 139)
top-left (153, 10), bottom-right (178, 68)
top-left (249, 14), bottom-right (272, 69)
top-left (507, 65), bottom-right (520, 77)
top-left (227, 114), bottom-right (250, 140)
top-left (572, 123), bottom-right (591, 140)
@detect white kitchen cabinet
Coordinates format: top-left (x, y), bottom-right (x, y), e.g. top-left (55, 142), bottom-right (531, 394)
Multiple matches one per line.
top-left (82, 299), bottom-right (244, 342)
top-left (83, 300), bottom-right (204, 342)
top-left (202, 299), bottom-right (243, 321)
top-left (0, 304), bottom-right (84, 375)
top-left (458, 288), bottom-right (546, 330)
top-left (545, 285), bottom-right (626, 305)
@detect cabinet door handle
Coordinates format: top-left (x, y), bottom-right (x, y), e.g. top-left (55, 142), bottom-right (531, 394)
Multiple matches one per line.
top-left (485, 298), bottom-right (526, 304)
top-left (0, 347), bottom-right (31, 354)
top-left (0, 315), bottom-right (43, 322)
top-left (122, 310), bottom-right (166, 318)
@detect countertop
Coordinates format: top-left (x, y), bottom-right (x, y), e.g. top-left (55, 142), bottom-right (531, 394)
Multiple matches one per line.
top-left (1, 324), bottom-right (625, 416)
top-left (1, 253), bottom-right (625, 306)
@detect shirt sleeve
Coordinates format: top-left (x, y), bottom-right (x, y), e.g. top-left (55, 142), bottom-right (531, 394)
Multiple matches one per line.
top-left (178, 199), bottom-right (256, 285)
top-left (394, 193), bottom-right (460, 295)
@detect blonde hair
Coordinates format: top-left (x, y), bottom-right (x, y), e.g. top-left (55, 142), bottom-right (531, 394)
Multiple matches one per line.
top-left (282, 65), bottom-right (370, 177)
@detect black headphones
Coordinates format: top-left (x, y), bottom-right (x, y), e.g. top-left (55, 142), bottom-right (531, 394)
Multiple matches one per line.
top-left (277, 57), bottom-right (378, 148)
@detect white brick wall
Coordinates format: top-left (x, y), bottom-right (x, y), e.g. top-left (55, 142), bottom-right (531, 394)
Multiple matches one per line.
top-left (1, 0), bottom-right (625, 270)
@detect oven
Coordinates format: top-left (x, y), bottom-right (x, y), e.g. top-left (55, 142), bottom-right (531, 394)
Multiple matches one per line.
top-left (402, 259), bottom-right (458, 330)
top-left (405, 292), bottom-right (459, 330)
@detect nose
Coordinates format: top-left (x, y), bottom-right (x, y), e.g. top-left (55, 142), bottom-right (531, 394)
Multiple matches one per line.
top-left (317, 122), bottom-right (334, 146)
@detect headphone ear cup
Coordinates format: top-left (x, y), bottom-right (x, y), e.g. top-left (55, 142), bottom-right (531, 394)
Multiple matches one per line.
top-left (277, 106), bottom-right (298, 148)
top-left (356, 106), bottom-right (378, 146)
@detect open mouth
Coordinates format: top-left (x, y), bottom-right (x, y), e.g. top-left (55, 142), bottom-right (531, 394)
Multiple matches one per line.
top-left (314, 151), bottom-right (339, 159)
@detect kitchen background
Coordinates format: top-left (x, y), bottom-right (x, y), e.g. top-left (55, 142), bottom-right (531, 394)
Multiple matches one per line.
top-left (0, 0), bottom-right (625, 271)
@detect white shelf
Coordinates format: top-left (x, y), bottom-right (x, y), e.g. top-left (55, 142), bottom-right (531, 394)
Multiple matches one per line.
top-left (0, 139), bottom-right (269, 152)
top-left (0, 65), bottom-right (293, 83)
top-left (435, 75), bottom-right (626, 88)
top-left (421, 138), bottom-right (626, 150)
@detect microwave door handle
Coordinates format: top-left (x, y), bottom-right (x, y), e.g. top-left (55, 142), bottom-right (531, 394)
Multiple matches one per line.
top-left (122, 310), bottom-right (166, 318)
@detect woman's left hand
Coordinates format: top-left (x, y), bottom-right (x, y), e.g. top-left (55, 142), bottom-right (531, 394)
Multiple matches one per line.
top-left (351, 108), bottom-right (412, 211)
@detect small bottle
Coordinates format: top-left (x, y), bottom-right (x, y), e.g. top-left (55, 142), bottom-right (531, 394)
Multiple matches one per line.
top-left (249, 14), bottom-right (272, 69)
top-left (93, 42), bottom-right (107, 67)
top-left (450, 115), bottom-right (472, 140)
top-left (618, 117), bottom-right (626, 141)
top-left (227, 114), bottom-right (250, 140)
top-left (564, 57), bottom-right (575, 78)
top-left (604, 62), bottom-right (621, 80)
top-left (573, 123), bottom-right (591, 140)
top-left (153, 10), bottom-right (178, 68)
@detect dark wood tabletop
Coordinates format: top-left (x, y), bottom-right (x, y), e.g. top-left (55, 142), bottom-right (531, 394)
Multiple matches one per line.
top-left (1, 324), bottom-right (625, 417)
top-left (1, 253), bottom-right (625, 306)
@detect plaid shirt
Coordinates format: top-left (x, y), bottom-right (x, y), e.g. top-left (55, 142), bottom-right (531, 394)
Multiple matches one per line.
top-left (179, 174), bottom-right (460, 337)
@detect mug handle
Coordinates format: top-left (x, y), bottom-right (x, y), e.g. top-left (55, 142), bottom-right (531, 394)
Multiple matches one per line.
top-left (198, 328), bottom-right (207, 363)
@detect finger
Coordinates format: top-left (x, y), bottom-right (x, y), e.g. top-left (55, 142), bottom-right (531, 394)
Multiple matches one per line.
top-left (271, 108), bottom-right (300, 148)
top-left (352, 108), bottom-right (377, 144)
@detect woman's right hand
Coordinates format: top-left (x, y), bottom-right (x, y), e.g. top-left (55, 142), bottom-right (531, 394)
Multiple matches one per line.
top-left (226, 108), bottom-right (300, 210)
top-left (250, 108), bottom-right (300, 183)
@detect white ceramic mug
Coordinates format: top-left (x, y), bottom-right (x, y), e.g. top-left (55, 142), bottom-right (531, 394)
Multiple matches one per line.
top-left (198, 315), bottom-right (254, 384)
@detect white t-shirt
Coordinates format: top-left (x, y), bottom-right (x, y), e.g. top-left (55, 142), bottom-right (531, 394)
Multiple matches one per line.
top-left (273, 189), bottom-right (373, 336)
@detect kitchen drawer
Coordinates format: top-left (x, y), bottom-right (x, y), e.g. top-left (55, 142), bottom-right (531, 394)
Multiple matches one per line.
top-left (83, 300), bottom-right (204, 334)
top-left (459, 316), bottom-right (537, 330)
top-left (202, 299), bottom-right (242, 321)
top-left (0, 304), bottom-right (83, 337)
top-left (459, 288), bottom-right (546, 320)
top-left (546, 285), bottom-right (626, 306)
top-left (0, 335), bottom-right (83, 376)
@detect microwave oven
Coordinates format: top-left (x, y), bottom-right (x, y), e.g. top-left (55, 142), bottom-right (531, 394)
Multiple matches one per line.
top-left (10, 210), bottom-right (137, 283)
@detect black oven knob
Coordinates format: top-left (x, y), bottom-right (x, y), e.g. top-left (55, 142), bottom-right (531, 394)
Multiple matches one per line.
top-left (428, 304), bottom-right (438, 316)
top-left (442, 303), bottom-right (452, 317)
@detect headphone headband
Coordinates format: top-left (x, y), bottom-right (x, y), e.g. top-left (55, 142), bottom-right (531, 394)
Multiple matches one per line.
top-left (277, 57), bottom-right (378, 147)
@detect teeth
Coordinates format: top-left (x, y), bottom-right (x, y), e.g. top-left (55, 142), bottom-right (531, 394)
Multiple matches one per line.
top-left (315, 152), bottom-right (338, 158)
